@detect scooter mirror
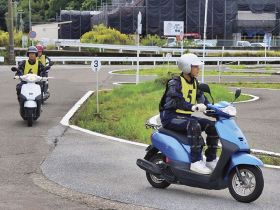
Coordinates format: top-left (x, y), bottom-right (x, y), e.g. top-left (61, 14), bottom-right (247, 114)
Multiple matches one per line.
top-left (198, 83), bottom-right (211, 94)
top-left (11, 67), bottom-right (18, 72)
top-left (235, 88), bottom-right (241, 100)
top-left (49, 61), bottom-right (54, 66)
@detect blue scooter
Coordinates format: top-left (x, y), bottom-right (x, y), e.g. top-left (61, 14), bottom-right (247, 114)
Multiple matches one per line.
top-left (136, 84), bottom-right (264, 203)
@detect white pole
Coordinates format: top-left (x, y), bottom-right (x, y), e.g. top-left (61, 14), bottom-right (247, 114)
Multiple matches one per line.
top-left (264, 45), bottom-right (267, 65)
top-left (219, 46), bottom-right (224, 83)
top-left (96, 70), bottom-right (99, 114)
top-left (136, 33), bottom-right (140, 84)
top-left (136, 11), bottom-right (142, 85)
top-left (181, 39), bottom-right (183, 55)
top-left (202, 0), bottom-right (209, 83)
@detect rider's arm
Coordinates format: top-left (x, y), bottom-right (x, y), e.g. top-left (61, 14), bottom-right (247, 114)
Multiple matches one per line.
top-left (164, 79), bottom-right (193, 111)
top-left (16, 61), bottom-right (25, 76)
top-left (196, 80), bottom-right (210, 105)
top-left (38, 62), bottom-right (46, 77)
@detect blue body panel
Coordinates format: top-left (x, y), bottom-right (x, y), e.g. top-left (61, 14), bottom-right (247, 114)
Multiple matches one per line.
top-left (226, 152), bottom-right (264, 177)
top-left (151, 132), bottom-right (191, 163)
top-left (215, 119), bottom-right (249, 151)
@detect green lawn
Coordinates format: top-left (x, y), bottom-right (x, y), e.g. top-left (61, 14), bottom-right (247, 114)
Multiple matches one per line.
top-left (71, 80), bottom-right (251, 144)
top-left (114, 66), bottom-right (271, 76)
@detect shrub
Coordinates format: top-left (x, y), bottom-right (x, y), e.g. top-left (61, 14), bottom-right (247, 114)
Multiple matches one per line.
top-left (80, 24), bottom-right (134, 45)
top-left (140, 34), bottom-right (165, 47)
top-left (0, 30), bottom-right (8, 46)
top-left (209, 51), bottom-right (280, 57)
top-left (0, 30), bottom-right (25, 47)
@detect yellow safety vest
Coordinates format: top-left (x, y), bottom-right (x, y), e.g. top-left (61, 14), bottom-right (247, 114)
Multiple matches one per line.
top-left (37, 55), bottom-right (46, 66)
top-left (176, 76), bottom-right (197, 115)
top-left (24, 60), bottom-right (39, 75)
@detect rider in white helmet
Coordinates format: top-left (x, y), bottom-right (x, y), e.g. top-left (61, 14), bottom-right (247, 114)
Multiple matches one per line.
top-left (159, 53), bottom-right (219, 174)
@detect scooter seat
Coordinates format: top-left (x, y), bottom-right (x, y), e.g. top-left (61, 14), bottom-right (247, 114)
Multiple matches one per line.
top-left (158, 128), bottom-right (192, 145)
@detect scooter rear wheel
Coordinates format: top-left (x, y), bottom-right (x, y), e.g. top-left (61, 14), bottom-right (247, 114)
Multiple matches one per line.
top-left (228, 165), bottom-right (264, 203)
top-left (146, 153), bottom-right (171, 189)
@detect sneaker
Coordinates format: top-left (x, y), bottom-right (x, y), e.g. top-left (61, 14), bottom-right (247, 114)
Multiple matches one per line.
top-left (206, 158), bottom-right (219, 171)
top-left (190, 160), bottom-right (212, 174)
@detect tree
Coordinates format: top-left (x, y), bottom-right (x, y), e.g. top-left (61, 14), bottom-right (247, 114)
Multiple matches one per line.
top-left (0, 0), bottom-right (8, 30)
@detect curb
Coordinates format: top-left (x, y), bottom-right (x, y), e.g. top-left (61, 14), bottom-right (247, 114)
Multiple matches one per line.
top-left (60, 90), bottom-right (280, 170)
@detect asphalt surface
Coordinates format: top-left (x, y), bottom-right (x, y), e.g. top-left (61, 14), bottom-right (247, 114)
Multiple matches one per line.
top-left (0, 65), bottom-right (152, 210)
top-left (1, 64), bottom-right (280, 209)
top-left (42, 129), bottom-right (280, 210)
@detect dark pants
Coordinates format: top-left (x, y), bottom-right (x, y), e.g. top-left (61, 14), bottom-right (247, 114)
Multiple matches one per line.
top-left (162, 115), bottom-right (218, 163)
top-left (16, 82), bottom-right (25, 97)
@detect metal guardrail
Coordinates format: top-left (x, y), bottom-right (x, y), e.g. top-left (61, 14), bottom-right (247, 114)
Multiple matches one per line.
top-left (57, 42), bottom-right (162, 53)
top-left (56, 40), bottom-right (273, 55)
top-left (15, 56), bottom-right (280, 65)
top-left (0, 56), bottom-right (4, 63)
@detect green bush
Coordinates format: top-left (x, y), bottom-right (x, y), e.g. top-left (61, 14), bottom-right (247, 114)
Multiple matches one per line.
top-left (80, 24), bottom-right (134, 45)
top-left (0, 30), bottom-right (24, 47)
top-left (209, 51), bottom-right (280, 57)
top-left (0, 30), bottom-right (8, 46)
top-left (140, 34), bottom-right (165, 46)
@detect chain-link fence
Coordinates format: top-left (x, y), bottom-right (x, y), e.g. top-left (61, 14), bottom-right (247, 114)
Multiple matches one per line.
top-left (59, 0), bottom-right (280, 47)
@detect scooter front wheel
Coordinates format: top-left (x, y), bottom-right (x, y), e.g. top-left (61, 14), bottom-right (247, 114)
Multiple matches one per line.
top-left (228, 165), bottom-right (264, 203)
top-left (27, 111), bottom-right (33, 127)
top-left (146, 153), bottom-right (170, 189)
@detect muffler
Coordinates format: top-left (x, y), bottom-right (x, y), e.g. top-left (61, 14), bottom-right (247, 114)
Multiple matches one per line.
top-left (136, 159), bottom-right (161, 175)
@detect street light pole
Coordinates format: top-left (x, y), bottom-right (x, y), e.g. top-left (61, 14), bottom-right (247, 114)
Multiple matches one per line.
top-left (202, 0), bottom-right (209, 83)
top-left (8, 0), bottom-right (15, 64)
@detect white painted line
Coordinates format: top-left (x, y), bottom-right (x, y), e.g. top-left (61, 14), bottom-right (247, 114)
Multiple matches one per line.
top-left (69, 125), bottom-right (148, 147)
top-left (112, 82), bottom-right (136, 86)
top-left (263, 164), bottom-right (280, 169)
top-left (109, 68), bottom-right (157, 77)
top-left (251, 149), bottom-right (280, 157)
top-left (234, 93), bottom-right (259, 103)
top-left (60, 91), bottom-right (94, 126)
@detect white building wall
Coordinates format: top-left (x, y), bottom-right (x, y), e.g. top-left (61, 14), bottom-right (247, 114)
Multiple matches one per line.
top-left (32, 23), bottom-right (59, 44)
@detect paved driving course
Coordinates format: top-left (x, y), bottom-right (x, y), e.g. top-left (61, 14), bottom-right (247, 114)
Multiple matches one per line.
top-left (0, 65), bottom-right (280, 209)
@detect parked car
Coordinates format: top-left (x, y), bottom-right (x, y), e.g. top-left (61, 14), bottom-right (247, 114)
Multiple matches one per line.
top-left (164, 37), bottom-right (177, 47)
top-left (250, 43), bottom-right (268, 47)
top-left (236, 41), bottom-right (251, 47)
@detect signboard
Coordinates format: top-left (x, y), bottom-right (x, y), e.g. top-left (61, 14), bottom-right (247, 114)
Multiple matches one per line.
top-left (90, 58), bottom-right (102, 114)
top-left (29, 31), bottom-right (36, 39)
top-left (164, 21), bottom-right (184, 36)
top-left (91, 58), bottom-right (101, 72)
top-left (137, 11), bottom-right (142, 35)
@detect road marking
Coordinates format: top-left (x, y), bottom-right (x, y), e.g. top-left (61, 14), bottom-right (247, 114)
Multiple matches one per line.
top-left (60, 91), bottom-right (94, 126)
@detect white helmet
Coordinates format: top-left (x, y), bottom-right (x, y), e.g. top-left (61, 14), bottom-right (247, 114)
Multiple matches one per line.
top-left (177, 53), bottom-right (203, 74)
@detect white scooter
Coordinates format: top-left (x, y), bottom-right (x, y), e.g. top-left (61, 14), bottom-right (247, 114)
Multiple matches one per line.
top-left (12, 67), bottom-right (48, 127)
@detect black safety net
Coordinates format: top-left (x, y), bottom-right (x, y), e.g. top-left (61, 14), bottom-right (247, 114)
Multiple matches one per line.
top-left (59, 0), bottom-right (280, 40)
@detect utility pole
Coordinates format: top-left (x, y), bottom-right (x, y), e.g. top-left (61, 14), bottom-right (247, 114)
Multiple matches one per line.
top-left (13, 0), bottom-right (18, 31)
top-left (29, 0), bottom-right (33, 45)
top-left (8, 0), bottom-right (15, 65)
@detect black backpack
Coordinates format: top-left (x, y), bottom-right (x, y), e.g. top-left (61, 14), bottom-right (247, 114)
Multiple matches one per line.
top-left (159, 76), bottom-right (180, 112)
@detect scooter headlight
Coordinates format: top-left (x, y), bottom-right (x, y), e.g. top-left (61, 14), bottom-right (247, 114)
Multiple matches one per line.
top-left (26, 74), bottom-right (36, 82)
top-left (220, 105), bottom-right (237, 117)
